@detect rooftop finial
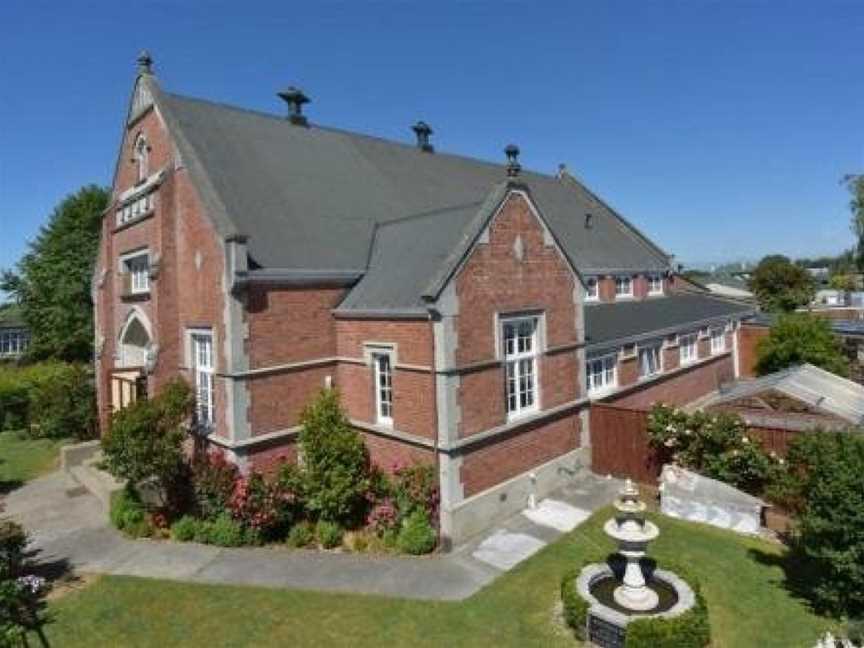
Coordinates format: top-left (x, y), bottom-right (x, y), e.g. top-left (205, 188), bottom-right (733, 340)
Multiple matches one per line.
top-left (137, 50), bottom-right (153, 75)
top-left (505, 144), bottom-right (521, 178)
top-left (412, 121), bottom-right (434, 153)
top-left (277, 86), bottom-right (310, 126)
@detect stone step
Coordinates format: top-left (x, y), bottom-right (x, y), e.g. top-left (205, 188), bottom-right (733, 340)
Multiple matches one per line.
top-left (68, 462), bottom-right (125, 510)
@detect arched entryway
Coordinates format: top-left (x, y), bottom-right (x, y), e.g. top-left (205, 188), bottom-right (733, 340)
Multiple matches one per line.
top-left (112, 310), bottom-right (153, 412)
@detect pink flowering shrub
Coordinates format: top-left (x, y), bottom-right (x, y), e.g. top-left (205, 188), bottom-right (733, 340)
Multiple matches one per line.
top-left (366, 497), bottom-right (399, 535)
top-left (391, 461), bottom-right (439, 527)
top-left (229, 469), bottom-right (301, 539)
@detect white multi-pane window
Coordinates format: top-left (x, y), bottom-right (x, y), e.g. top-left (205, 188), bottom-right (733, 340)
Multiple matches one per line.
top-left (373, 353), bottom-right (393, 426)
top-left (585, 277), bottom-right (599, 301)
top-left (125, 254), bottom-right (150, 294)
top-left (503, 316), bottom-right (539, 418)
top-left (710, 327), bottom-right (726, 355)
top-left (679, 333), bottom-right (698, 365)
top-left (638, 344), bottom-right (662, 378)
top-left (587, 354), bottom-right (617, 394)
top-left (0, 330), bottom-right (29, 357)
top-left (648, 275), bottom-right (663, 295)
top-left (615, 276), bottom-right (633, 297)
top-left (191, 332), bottom-right (214, 428)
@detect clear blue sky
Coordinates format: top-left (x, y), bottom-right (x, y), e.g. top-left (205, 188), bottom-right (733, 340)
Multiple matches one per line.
top-left (1, 1), bottom-right (862, 275)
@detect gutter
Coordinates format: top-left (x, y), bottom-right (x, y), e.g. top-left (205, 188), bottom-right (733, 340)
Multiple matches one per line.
top-left (232, 268), bottom-right (364, 290)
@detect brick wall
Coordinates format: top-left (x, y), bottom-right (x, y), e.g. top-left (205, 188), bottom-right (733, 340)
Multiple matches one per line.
top-left (606, 353), bottom-right (735, 410)
top-left (459, 412), bottom-right (580, 496)
top-left (453, 191), bottom-right (580, 438)
top-left (738, 323), bottom-right (768, 378)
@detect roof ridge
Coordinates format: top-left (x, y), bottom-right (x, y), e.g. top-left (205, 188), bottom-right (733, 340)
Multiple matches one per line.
top-left (163, 91), bottom-right (561, 181)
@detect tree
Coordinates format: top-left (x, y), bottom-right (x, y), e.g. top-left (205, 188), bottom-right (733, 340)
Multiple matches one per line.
top-left (748, 254), bottom-right (815, 312)
top-left (847, 174), bottom-right (864, 272)
top-left (755, 312), bottom-right (849, 377)
top-left (1, 185), bottom-right (109, 362)
top-left (829, 273), bottom-right (857, 292)
top-left (298, 389), bottom-right (370, 524)
top-left (777, 431), bottom-right (864, 617)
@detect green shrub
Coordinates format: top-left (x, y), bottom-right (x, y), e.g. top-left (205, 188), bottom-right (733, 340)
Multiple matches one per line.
top-left (170, 516), bottom-right (199, 542)
top-left (625, 563), bottom-right (711, 648)
top-left (392, 462), bottom-right (439, 524)
top-left (845, 618), bottom-right (864, 645)
top-left (109, 487), bottom-right (151, 538)
top-left (203, 514), bottom-right (248, 547)
top-left (396, 510), bottom-right (436, 555)
top-left (316, 520), bottom-right (343, 549)
top-left (287, 521), bottom-right (314, 548)
top-left (102, 379), bottom-right (194, 508)
top-left (0, 362), bottom-right (95, 439)
top-left (560, 568), bottom-right (588, 640)
top-left (298, 389), bottom-right (370, 525)
top-left (780, 431), bottom-right (864, 617)
top-left (0, 517), bottom-right (49, 643)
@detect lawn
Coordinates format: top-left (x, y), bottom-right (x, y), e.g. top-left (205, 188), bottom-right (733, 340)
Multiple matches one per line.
top-left (0, 429), bottom-right (66, 493)
top-left (42, 510), bottom-right (832, 648)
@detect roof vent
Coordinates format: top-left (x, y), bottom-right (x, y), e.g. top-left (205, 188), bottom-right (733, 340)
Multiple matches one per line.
top-left (137, 50), bottom-right (153, 75)
top-left (412, 121), bottom-right (434, 152)
top-left (277, 86), bottom-right (310, 126)
top-left (584, 213), bottom-right (593, 229)
top-left (505, 144), bottom-right (521, 178)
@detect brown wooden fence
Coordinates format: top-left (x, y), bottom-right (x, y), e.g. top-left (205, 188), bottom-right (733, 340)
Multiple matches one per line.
top-left (590, 404), bottom-right (803, 485)
top-left (590, 403), bottom-right (661, 484)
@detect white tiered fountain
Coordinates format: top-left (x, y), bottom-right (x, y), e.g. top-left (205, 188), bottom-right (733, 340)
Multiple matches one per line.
top-left (570, 478), bottom-right (697, 647)
top-left (603, 479), bottom-right (660, 611)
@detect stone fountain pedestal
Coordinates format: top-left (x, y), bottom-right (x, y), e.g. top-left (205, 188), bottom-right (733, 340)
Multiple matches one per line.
top-left (570, 479), bottom-right (697, 648)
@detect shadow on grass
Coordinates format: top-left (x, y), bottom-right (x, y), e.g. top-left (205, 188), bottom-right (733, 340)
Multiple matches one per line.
top-left (747, 545), bottom-right (826, 615)
top-left (19, 549), bottom-right (78, 648)
top-left (1, 478), bottom-right (24, 495)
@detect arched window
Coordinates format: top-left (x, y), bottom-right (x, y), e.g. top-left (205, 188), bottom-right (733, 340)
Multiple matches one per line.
top-left (134, 134), bottom-right (150, 182)
top-left (118, 310), bottom-right (152, 368)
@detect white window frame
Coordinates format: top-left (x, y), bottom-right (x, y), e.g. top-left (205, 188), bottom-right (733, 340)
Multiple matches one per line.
top-left (189, 330), bottom-right (215, 429)
top-left (120, 250), bottom-right (150, 295)
top-left (502, 315), bottom-right (540, 419)
top-left (587, 354), bottom-right (617, 395)
top-left (710, 327), bottom-right (726, 355)
top-left (585, 277), bottom-right (599, 302)
top-left (615, 276), bottom-right (633, 298)
top-left (0, 329), bottom-right (28, 357)
top-left (679, 333), bottom-right (698, 365)
top-left (372, 351), bottom-right (393, 426)
top-left (647, 274), bottom-right (663, 296)
top-left (638, 343), bottom-right (662, 379)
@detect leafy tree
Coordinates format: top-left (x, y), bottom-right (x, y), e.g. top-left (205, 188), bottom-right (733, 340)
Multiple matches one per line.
top-left (101, 379), bottom-right (194, 508)
top-left (298, 389), bottom-right (370, 524)
top-left (829, 273), bottom-right (857, 292)
top-left (1, 185), bottom-right (109, 362)
top-left (748, 255), bottom-right (815, 312)
top-left (777, 431), bottom-right (864, 617)
top-left (847, 174), bottom-right (864, 272)
top-left (755, 312), bottom-right (849, 377)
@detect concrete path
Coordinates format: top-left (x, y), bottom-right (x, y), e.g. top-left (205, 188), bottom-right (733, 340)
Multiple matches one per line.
top-left (3, 470), bottom-right (620, 601)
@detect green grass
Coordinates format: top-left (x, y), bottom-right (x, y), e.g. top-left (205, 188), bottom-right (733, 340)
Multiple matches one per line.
top-left (0, 429), bottom-right (65, 492)
top-left (42, 511), bottom-right (832, 648)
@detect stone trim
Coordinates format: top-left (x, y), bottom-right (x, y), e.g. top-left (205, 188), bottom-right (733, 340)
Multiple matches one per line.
top-left (217, 356), bottom-right (432, 379)
top-left (207, 426), bottom-right (300, 449)
top-left (349, 419), bottom-right (436, 449)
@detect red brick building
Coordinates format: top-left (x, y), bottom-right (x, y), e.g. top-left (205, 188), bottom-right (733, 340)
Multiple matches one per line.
top-left (94, 54), bottom-right (754, 544)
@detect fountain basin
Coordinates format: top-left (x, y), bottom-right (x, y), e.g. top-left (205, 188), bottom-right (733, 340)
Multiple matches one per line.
top-left (573, 562), bottom-right (696, 647)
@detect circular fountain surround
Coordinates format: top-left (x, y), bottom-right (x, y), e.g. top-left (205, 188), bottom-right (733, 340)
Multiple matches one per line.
top-left (572, 479), bottom-right (697, 646)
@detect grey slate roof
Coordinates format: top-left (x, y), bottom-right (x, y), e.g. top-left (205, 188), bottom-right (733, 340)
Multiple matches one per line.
top-left (0, 304), bottom-right (25, 329)
top-left (584, 293), bottom-right (755, 350)
top-left (150, 85), bottom-right (671, 309)
top-left (705, 363), bottom-right (864, 427)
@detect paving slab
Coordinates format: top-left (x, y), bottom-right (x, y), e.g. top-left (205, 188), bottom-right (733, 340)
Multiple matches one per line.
top-left (471, 530), bottom-right (546, 571)
top-left (522, 498), bottom-right (591, 533)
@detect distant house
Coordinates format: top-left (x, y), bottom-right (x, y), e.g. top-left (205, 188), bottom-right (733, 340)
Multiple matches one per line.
top-left (0, 304), bottom-right (29, 360)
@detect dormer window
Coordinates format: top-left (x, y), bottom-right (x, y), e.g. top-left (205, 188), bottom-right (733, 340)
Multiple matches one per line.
top-left (134, 134), bottom-right (150, 183)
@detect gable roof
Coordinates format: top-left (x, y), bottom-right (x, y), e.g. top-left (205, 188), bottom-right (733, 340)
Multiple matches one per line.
top-left (705, 363), bottom-right (864, 428)
top-left (584, 293), bottom-right (755, 351)
top-left (0, 304), bottom-right (25, 329)
top-left (145, 80), bottom-right (671, 287)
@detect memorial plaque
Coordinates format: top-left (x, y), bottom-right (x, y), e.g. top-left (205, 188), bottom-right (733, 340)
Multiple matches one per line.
top-left (587, 612), bottom-right (626, 648)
